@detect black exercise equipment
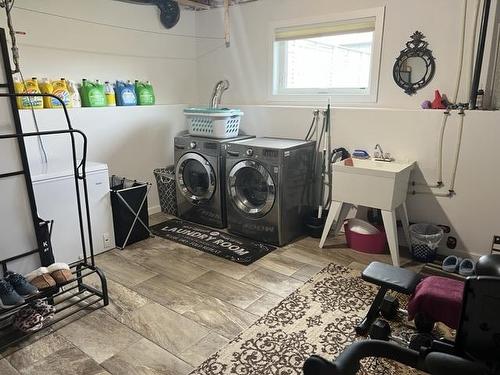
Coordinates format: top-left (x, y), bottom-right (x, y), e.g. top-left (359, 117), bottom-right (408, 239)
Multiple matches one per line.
top-left (380, 294), bottom-right (399, 320)
top-left (354, 261), bottom-right (421, 335)
top-left (303, 254), bottom-right (500, 375)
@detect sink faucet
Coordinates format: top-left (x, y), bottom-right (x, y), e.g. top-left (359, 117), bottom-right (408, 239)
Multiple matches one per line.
top-left (209, 80), bottom-right (230, 109)
top-left (374, 144), bottom-right (392, 162)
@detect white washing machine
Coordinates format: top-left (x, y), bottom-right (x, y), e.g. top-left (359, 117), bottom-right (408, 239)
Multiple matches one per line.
top-left (225, 138), bottom-right (315, 246)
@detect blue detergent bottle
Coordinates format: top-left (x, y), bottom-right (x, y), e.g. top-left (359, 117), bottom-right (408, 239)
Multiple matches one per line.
top-left (115, 80), bottom-right (137, 106)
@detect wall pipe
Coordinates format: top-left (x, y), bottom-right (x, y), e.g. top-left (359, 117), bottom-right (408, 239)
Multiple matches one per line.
top-left (469, 0), bottom-right (491, 109)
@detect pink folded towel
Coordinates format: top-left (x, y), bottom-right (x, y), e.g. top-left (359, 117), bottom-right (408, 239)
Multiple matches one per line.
top-left (408, 276), bottom-right (464, 329)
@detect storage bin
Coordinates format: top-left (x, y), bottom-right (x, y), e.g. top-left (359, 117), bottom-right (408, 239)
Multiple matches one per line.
top-left (153, 166), bottom-right (177, 216)
top-left (184, 108), bottom-right (243, 139)
top-left (110, 176), bottom-right (151, 249)
top-left (344, 219), bottom-right (387, 254)
top-left (409, 223), bottom-right (444, 262)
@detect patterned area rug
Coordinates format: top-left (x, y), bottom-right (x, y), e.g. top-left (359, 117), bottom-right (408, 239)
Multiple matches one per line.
top-left (190, 263), bottom-right (422, 375)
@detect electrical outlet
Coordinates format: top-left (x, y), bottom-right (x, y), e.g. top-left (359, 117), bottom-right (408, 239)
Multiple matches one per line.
top-left (492, 235), bottom-right (500, 253)
top-left (103, 233), bottom-right (111, 249)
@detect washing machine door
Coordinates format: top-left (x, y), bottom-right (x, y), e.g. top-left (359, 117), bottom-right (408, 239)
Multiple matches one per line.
top-left (228, 160), bottom-right (275, 217)
top-left (176, 153), bottom-right (216, 203)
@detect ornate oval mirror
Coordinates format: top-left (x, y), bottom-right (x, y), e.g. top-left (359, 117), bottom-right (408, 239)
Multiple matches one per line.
top-left (393, 31), bottom-right (435, 95)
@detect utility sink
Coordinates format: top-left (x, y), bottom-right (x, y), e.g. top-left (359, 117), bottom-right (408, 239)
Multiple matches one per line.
top-left (332, 158), bottom-right (415, 211)
top-left (321, 158), bottom-right (416, 266)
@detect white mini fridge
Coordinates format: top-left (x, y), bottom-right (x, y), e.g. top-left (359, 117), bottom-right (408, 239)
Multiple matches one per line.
top-left (30, 159), bottom-right (116, 265)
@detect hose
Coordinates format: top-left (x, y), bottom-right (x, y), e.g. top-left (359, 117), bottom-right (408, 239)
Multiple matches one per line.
top-left (452, 0), bottom-right (468, 104)
top-left (431, 0), bottom-right (467, 189)
top-left (448, 109), bottom-right (466, 193)
top-left (436, 109), bottom-right (451, 185)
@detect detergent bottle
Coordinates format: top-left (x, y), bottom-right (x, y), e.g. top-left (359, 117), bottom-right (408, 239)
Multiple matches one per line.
top-left (14, 77), bottom-right (43, 109)
top-left (135, 80), bottom-right (155, 106)
top-left (115, 80), bottom-right (137, 106)
top-left (81, 79), bottom-right (106, 107)
top-left (67, 80), bottom-right (81, 108)
top-left (104, 81), bottom-right (116, 106)
top-left (50, 78), bottom-right (72, 108)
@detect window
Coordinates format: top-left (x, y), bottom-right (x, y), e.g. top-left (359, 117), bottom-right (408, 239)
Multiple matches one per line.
top-left (270, 8), bottom-right (385, 103)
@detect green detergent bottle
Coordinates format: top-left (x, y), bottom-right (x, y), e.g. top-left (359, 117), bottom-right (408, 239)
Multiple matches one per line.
top-left (135, 80), bottom-right (155, 106)
top-left (81, 79), bottom-right (106, 107)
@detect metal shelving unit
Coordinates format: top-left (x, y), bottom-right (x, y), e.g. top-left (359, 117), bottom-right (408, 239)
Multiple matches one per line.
top-left (0, 27), bottom-right (108, 351)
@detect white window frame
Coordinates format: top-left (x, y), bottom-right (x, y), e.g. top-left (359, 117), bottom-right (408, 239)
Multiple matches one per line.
top-left (268, 7), bottom-right (385, 104)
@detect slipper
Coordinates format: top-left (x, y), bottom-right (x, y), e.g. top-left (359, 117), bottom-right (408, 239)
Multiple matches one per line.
top-left (47, 263), bottom-right (74, 285)
top-left (25, 267), bottom-right (57, 290)
top-left (442, 255), bottom-right (461, 273)
top-left (458, 258), bottom-right (476, 276)
top-left (30, 299), bottom-right (56, 321)
top-left (13, 307), bottom-right (44, 333)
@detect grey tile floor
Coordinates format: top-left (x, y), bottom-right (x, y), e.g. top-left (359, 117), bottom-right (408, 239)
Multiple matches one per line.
top-left (1, 213), bottom-right (417, 374)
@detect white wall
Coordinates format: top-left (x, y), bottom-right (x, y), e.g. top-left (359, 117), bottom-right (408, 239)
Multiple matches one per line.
top-left (19, 106), bottom-right (187, 210)
top-left (236, 105), bottom-right (500, 258)
top-left (0, 0), bottom-right (200, 210)
top-left (193, 0), bottom-right (500, 258)
top-left (195, 0), bottom-right (497, 108)
top-left (1, 0), bottom-right (198, 103)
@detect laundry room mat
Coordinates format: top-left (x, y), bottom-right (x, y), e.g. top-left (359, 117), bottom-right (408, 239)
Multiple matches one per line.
top-left (150, 219), bottom-right (276, 265)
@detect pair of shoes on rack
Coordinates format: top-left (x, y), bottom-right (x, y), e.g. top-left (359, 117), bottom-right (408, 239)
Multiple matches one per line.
top-left (442, 255), bottom-right (476, 276)
top-left (0, 272), bottom-right (39, 309)
top-left (13, 299), bottom-right (56, 333)
top-left (25, 263), bottom-right (75, 291)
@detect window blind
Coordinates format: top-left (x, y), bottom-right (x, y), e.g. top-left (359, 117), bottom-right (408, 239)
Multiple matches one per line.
top-left (275, 17), bottom-right (376, 42)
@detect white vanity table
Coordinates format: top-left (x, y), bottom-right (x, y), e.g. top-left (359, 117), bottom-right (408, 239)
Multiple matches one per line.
top-left (319, 158), bottom-right (415, 267)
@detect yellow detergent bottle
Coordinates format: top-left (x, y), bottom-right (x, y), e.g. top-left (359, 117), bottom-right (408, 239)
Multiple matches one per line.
top-left (104, 81), bottom-right (116, 106)
top-left (14, 77), bottom-right (43, 109)
top-left (39, 78), bottom-right (53, 108)
top-left (47, 78), bottom-right (72, 109)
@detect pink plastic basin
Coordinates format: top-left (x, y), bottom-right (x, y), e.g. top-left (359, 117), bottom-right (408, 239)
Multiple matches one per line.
top-left (344, 223), bottom-right (387, 254)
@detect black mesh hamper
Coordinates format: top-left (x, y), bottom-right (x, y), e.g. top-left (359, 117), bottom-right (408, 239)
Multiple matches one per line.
top-left (153, 166), bottom-right (177, 216)
top-left (110, 176), bottom-right (152, 249)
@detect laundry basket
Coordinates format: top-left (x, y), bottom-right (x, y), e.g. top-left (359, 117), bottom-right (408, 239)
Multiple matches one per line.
top-left (153, 166), bottom-right (177, 216)
top-left (409, 223), bottom-right (444, 262)
top-left (110, 176), bottom-right (152, 249)
top-left (184, 108), bottom-right (243, 139)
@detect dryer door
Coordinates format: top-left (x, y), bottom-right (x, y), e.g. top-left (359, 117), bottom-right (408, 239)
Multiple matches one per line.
top-left (176, 152), bottom-right (216, 203)
top-left (228, 160), bottom-right (275, 217)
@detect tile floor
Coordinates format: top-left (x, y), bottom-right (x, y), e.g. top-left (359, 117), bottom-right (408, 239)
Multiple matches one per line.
top-left (0, 213), bottom-right (418, 374)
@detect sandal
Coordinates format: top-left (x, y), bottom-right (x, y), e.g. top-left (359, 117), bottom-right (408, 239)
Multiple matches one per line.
top-left (458, 258), bottom-right (476, 276)
top-left (442, 255), bottom-right (461, 273)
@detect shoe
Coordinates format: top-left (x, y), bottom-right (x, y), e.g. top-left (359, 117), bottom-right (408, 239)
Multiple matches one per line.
top-left (25, 267), bottom-right (57, 290)
top-left (13, 306), bottom-right (44, 333)
top-left (30, 299), bottom-right (55, 321)
top-left (5, 271), bottom-right (39, 297)
top-left (47, 263), bottom-right (74, 285)
top-left (459, 259), bottom-right (476, 276)
top-left (0, 279), bottom-right (25, 308)
top-left (442, 255), bottom-right (461, 273)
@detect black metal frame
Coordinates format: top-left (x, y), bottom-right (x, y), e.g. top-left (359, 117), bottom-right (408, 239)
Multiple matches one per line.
top-left (0, 27), bottom-right (108, 351)
top-left (393, 31), bottom-right (436, 95)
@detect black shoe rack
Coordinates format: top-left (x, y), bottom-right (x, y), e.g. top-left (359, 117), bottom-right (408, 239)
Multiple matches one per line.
top-left (0, 27), bottom-right (108, 351)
